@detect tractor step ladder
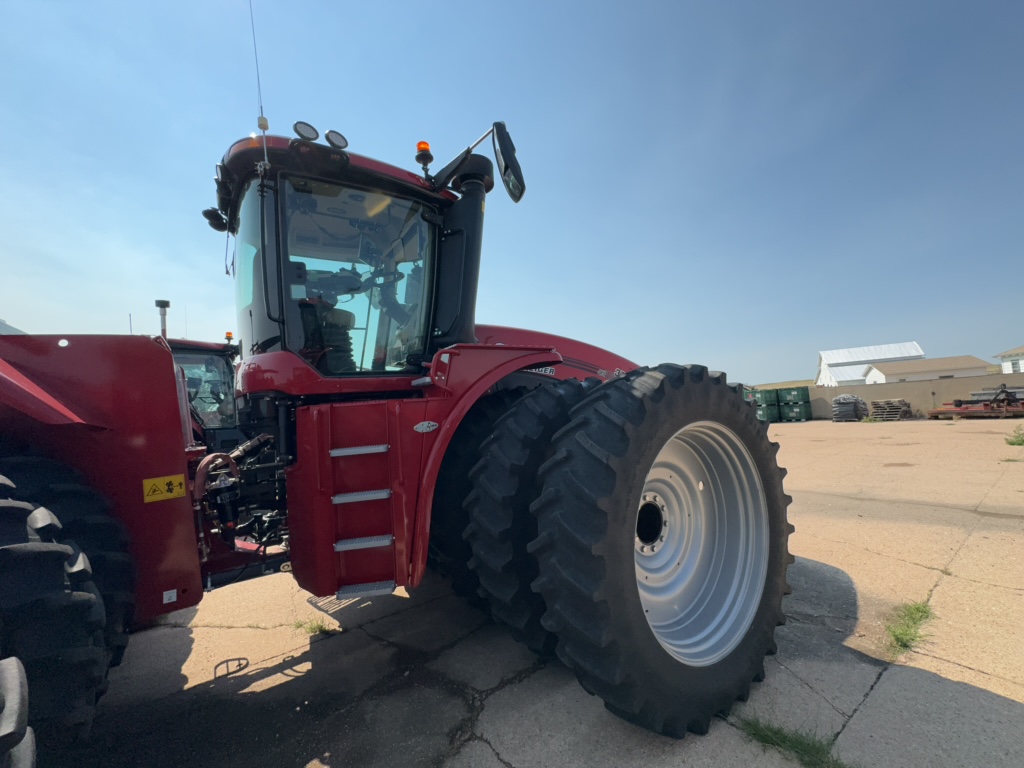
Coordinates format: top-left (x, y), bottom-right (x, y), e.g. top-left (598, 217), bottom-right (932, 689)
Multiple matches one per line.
top-left (335, 580), bottom-right (396, 599)
top-left (327, 434), bottom-right (398, 600)
top-left (333, 534), bottom-right (394, 552)
top-left (332, 489), bottom-right (391, 504)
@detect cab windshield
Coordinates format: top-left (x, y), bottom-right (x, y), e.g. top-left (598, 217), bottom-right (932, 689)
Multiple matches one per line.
top-left (281, 176), bottom-right (434, 374)
top-left (175, 351), bottom-right (237, 428)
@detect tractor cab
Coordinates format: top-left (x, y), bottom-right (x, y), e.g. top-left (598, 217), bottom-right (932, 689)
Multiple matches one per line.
top-left (167, 336), bottom-right (246, 452)
top-left (204, 122), bottom-right (525, 382)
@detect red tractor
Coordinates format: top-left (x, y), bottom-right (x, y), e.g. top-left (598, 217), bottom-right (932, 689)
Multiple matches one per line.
top-left (0, 121), bottom-right (791, 754)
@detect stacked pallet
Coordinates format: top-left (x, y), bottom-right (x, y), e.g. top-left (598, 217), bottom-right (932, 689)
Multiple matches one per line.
top-left (777, 387), bottom-right (812, 422)
top-left (746, 388), bottom-right (779, 423)
top-left (832, 394), bottom-right (869, 422)
top-left (745, 386), bottom-right (814, 422)
top-left (869, 399), bottom-right (912, 421)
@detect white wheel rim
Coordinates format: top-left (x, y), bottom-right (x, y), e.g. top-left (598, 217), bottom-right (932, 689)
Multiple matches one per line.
top-left (635, 421), bottom-right (769, 666)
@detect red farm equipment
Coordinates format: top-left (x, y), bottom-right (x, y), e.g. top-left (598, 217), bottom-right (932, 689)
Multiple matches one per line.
top-left (0, 121), bottom-right (792, 758)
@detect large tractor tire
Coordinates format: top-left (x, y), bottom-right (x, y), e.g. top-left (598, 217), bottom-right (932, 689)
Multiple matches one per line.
top-left (531, 364), bottom-right (793, 738)
top-left (0, 657), bottom-right (35, 768)
top-left (429, 389), bottom-right (524, 600)
top-left (0, 486), bottom-right (108, 736)
top-left (0, 458), bottom-right (135, 667)
top-left (464, 378), bottom-right (598, 653)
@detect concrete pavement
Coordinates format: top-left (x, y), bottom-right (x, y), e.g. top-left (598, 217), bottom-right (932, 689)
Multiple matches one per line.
top-left (45, 419), bottom-right (1024, 767)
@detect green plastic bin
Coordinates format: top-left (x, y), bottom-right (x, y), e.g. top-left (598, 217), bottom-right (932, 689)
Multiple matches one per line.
top-left (779, 402), bottom-right (812, 422)
top-left (776, 387), bottom-right (810, 404)
top-left (756, 404), bottom-right (780, 423)
top-left (748, 389), bottom-right (779, 406)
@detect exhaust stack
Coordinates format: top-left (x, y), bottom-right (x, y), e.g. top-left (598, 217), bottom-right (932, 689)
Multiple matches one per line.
top-left (155, 299), bottom-right (170, 339)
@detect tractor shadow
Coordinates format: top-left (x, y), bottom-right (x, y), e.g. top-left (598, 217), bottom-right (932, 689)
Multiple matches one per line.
top-left (729, 557), bottom-right (1024, 768)
top-left (42, 561), bottom-right (1024, 768)
top-left (42, 572), bottom-right (489, 768)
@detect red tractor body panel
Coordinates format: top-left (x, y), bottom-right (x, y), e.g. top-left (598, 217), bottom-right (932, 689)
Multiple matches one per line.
top-left (282, 343), bottom-right (563, 596)
top-left (0, 356), bottom-right (89, 426)
top-left (475, 325), bottom-right (638, 381)
top-left (0, 335), bottom-right (204, 622)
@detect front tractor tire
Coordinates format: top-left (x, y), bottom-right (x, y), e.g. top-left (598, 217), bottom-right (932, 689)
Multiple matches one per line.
top-left (530, 364), bottom-right (793, 738)
top-left (0, 458), bottom-right (135, 668)
top-left (0, 493), bottom-right (108, 737)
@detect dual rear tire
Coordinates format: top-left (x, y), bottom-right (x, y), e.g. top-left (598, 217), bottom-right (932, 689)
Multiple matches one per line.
top-left (464, 365), bottom-right (793, 737)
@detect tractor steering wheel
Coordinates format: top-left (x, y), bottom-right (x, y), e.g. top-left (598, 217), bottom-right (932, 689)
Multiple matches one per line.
top-left (361, 269), bottom-right (404, 291)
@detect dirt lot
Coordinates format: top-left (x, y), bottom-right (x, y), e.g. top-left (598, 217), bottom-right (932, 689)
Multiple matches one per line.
top-left (46, 419), bottom-right (1024, 767)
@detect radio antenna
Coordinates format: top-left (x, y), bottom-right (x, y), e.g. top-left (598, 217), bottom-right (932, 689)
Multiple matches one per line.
top-left (248, 0), bottom-right (270, 172)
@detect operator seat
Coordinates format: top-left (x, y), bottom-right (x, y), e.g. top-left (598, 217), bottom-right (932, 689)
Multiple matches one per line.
top-left (297, 300), bottom-right (358, 375)
top-left (320, 306), bottom-right (358, 374)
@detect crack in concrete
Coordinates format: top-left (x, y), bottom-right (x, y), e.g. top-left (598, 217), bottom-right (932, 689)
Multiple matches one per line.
top-left (785, 610), bottom-right (857, 630)
top-left (475, 735), bottom-right (518, 768)
top-left (798, 530), bottom-right (964, 575)
top-left (908, 650), bottom-right (1024, 690)
top-left (832, 664), bottom-right (888, 744)
top-left (933, 572), bottom-right (1024, 594)
top-left (772, 658), bottom-right (852, 720)
top-left (351, 621), bottom-right (547, 767)
top-left (795, 489), bottom-right (1024, 521)
top-left (972, 457), bottom-right (1017, 513)
top-left (179, 621), bottom-right (312, 630)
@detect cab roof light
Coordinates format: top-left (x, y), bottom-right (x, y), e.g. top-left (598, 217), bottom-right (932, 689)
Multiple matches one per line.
top-left (293, 121), bottom-right (319, 141)
top-left (416, 141), bottom-right (433, 177)
top-left (325, 129), bottom-right (348, 150)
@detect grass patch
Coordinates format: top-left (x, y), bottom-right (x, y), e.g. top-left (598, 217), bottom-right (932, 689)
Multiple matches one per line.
top-left (860, 416), bottom-right (879, 423)
top-left (293, 617), bottom-right (334, 635)
top-left (1006, 426), bottom-right (1024, 446)
top-left (739, 718), bottom-right (852, 768)
top-left (885, 601), bottom-right (932, 655)
top-left (1001, 458), bottom-right (1023, 463)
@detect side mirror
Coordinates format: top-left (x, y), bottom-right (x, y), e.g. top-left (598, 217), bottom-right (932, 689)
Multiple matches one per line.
top-left (492, 122), bottom-right (525, 203)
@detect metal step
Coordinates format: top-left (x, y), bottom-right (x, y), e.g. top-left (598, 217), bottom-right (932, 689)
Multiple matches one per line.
top-left (335, 580), bottom-right (396, 599)
top-left (329, 444), bottom-right (390, 457)
top-left (332, 489), bottom-right (391, 505)
top-left (333, 534), bottom-right (394, 552)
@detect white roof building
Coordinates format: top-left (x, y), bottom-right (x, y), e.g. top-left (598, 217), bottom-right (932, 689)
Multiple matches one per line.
top-left (816, 342), bottom-right (924, 387)
top-left (0, 318), bottom-right (25, 335)
top-left (995, 345), bottom-right (1024, 375)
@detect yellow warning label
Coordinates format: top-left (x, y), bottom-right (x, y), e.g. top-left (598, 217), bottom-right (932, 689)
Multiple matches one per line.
top-left (143, 474), bottom-right (187, 503)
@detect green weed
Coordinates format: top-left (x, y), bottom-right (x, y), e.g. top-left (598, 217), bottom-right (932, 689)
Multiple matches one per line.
top-left (1005, 426), bottom-right (1024, 446)
top-left (739, 719), bottom-right (853, 768)
top-left (885, 601), bottom-right (932, 655)
top-left (293, 617), bottom-right (333, 635)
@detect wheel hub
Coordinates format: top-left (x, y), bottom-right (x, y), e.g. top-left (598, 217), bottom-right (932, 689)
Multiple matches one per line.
top-left (634, 421), bottom-right (769, 667)
top-left (635, 494), bottom-right (667, 554)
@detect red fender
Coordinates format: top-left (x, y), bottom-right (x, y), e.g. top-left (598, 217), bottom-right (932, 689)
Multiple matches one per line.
top-left (0, 356), bottom-right (90, 426)
top-left (408, 344), bottom-right (562, 585)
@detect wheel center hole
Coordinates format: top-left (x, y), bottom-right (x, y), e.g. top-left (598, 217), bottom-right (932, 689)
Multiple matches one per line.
top-left (636, 501), bottom-right (664, 546)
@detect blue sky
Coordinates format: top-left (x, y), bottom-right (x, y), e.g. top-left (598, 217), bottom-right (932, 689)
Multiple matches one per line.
top-left (1, 1), bottom-right (1021, 384)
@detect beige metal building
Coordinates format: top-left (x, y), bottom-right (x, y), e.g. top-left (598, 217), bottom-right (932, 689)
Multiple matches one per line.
top-left (863, 355), bottom-right (990, 384)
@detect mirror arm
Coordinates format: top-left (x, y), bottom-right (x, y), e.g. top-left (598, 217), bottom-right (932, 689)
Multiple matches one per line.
top-left (431, 149), bottom-right (470, 191)
top-left (432, 128), bottom-right (495, 192)
top-left (468, 128), bottom-right (494, 153)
